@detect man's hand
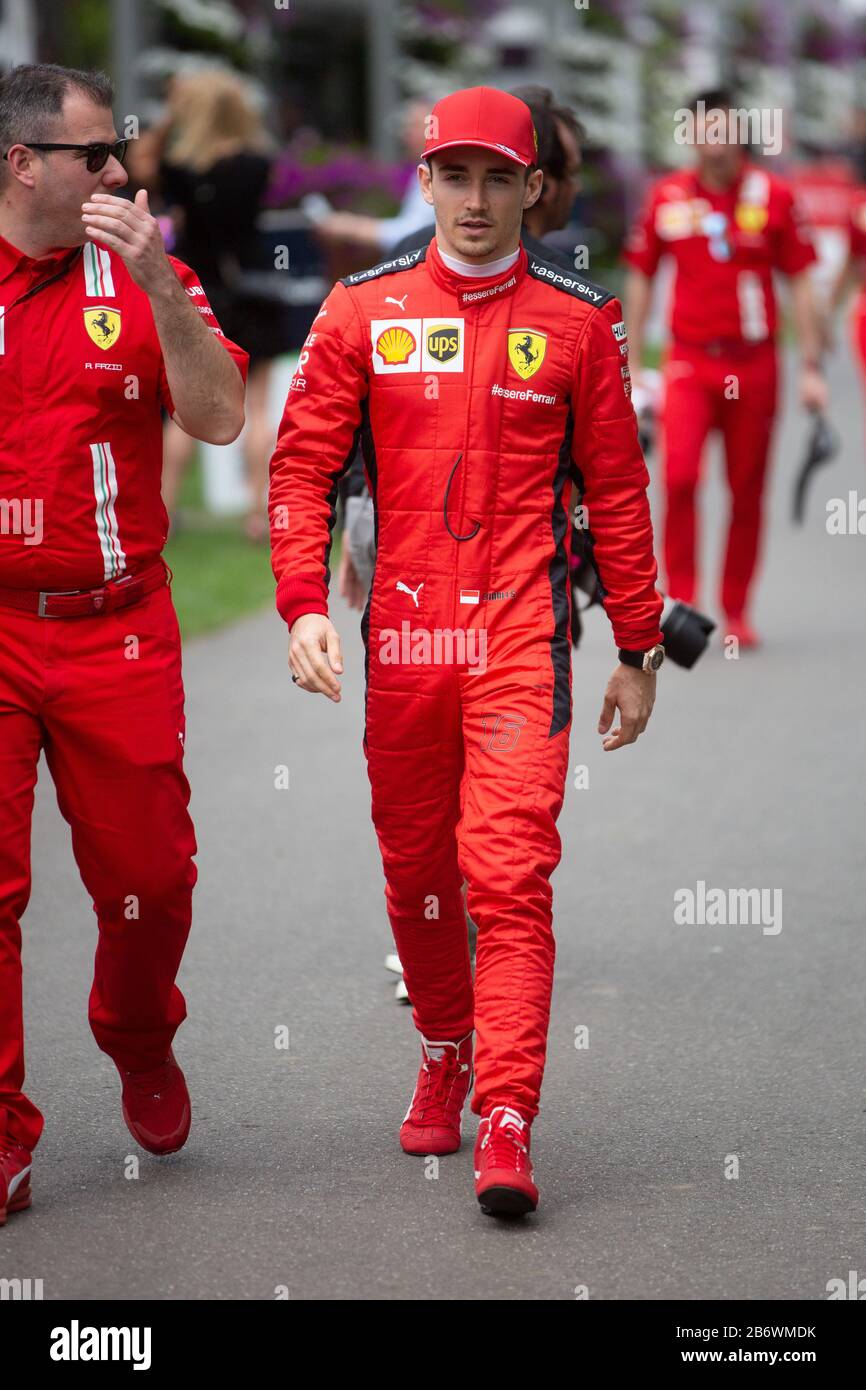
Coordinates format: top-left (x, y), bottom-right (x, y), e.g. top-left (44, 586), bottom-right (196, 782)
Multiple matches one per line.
top-left (799, 364), bottom-right (829, 413)
top-left (81, 189), bottom-right (174, 296)
top-left (106, 189), bottom-right (245, 445)
top-left (338, 546), bottom-right (366, 611)
top-left (597, 663), bottom-right (656, 751)
top-left (289, 614), bottom-right (343, 702)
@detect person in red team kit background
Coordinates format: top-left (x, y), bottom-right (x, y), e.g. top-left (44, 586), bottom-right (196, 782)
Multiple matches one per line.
top-left (829, 182), bottom-right (866, 416)
top-left (269, 87), bottom-right (664, 1217)
top-left (624, 88), bottom-right (827, 647)
top-left (0, 65), bottom-right (247, 1224)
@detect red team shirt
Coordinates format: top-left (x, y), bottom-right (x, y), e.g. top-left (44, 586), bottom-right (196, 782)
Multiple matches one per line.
top-left (847, 190), bottom-right (866, 276)
top-left (0, 234), bottom-right (248, 589)
top-left (623, 162), bottom-right (816, 345)
top-left (845, 190), bottom-right (866, 337)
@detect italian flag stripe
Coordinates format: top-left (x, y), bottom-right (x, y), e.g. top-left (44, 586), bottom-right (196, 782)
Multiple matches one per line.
top-left (84, 244), bottom-right (115, 297)
top-left (90, 442), bottom-right (127, 580)
top-left (98, 247), bottom-right (115, 296)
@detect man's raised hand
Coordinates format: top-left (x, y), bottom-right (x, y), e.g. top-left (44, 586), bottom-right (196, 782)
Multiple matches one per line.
top-left (81, 189), bottom-right (174, 295)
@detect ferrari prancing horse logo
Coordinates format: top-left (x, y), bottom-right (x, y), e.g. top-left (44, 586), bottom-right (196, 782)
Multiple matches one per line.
top-left (84, 306), bottom-right (121, 350)
top-left (507, 329), bottom-right (546, 381)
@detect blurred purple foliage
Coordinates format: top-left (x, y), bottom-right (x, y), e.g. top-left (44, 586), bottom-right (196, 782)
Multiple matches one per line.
top-left (265, 132), bottom-right (410, 211)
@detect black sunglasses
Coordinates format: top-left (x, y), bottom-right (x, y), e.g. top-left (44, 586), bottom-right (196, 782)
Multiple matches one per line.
top-left (2, 139), bottom-right (129, 173)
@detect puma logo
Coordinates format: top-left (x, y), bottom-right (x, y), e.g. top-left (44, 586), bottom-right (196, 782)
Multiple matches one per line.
top-left (385, 294), bottom-right (408, 311)
top-left (396, 580), bottom-right (423, 607)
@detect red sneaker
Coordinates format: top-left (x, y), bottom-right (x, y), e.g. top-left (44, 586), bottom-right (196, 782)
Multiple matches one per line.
top-left (474, 1105), bottom-right (538, 1216)
top-left (723, 616), bottom-right (760, 649)
top-left (0, 1142), bottom-right (32, 1226)
top-left (117, 1049), bottom-right (191, 1155)
top-left (400, 1032), bottom-right (473, 1156)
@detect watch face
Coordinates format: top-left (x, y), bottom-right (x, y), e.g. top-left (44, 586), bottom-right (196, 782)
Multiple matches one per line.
top-left (645, 646), bottom-right (664, 671)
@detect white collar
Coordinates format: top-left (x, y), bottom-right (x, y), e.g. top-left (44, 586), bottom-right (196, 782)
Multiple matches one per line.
top-left (437, 245), bottom-right (520, 278)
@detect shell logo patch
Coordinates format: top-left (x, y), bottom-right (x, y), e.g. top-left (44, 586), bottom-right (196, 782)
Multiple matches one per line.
top-left (84, 306), bottom-right (121, 350)
top-left (735, 204), bottom-right (769, 234)
top-left (507, 329), bottom-right (546, 381)
top-left (375, 324), bottom-right (417, 365)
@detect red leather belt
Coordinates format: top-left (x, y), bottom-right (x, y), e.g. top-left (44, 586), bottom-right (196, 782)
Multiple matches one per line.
top-left (673, 336), bottom-right (774, 358)
top-left (0, 560), bottom-right (169, 618)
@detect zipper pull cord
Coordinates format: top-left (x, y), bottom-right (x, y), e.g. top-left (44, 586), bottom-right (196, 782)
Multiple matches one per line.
top-left (443, 452), bottom-right (480, 542)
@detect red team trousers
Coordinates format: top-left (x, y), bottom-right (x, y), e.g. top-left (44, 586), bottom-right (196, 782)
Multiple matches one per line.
top-left (0, 579), bottom-right (196, 1151)
top-left (661, 340), bottom-right (778, 618)
top-left (854, 299), bottom-right (866, 397)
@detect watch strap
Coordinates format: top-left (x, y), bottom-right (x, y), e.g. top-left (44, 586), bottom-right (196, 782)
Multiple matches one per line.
top-left (618, 648), bottom-right (646, 669)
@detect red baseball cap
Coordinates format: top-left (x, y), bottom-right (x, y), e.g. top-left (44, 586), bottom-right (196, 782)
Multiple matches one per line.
top-left (422, 86), bottom-right (538, 169)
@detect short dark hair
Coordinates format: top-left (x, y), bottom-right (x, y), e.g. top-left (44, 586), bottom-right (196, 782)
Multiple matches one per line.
top-left (509, 85), bottom-right (584, 180)
top-left (688, 86), bottom-right (737, 115)
top-left (0, 63), bottom-right (114, 177)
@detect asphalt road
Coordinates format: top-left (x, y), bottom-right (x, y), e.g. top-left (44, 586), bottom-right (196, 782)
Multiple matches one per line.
top-left (3, 346), bottom-right (865, 1301)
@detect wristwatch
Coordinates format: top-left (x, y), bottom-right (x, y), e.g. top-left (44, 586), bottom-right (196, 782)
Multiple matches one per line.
top-left (618, 644), bottom-right (665, 673)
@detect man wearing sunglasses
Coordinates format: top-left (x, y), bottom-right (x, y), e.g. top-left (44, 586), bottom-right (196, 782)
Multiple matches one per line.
top-left (6, 135), bottom-right (130, 173)
top-left (0, 63), bottom-right (248, 1225)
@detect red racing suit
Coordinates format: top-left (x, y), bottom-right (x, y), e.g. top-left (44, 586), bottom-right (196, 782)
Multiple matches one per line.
top-left (624, 162), bottom-right (816, 617)
top-left (269, 237), bottom-right (662, 1122)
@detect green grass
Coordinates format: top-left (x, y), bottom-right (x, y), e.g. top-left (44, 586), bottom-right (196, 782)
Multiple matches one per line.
top-left (164, 517), bottom-right (276, 640)
top-left (164, 453), bottom-right (278, 639)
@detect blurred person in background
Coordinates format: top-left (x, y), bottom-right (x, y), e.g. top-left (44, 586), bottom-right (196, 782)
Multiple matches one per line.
top-left (490, 84), bottom-right (584, 261)
top-left (124, 73), bottom-right (188, 198)
top-left (306, 99), bottom-right (435, 259)
top-left (157, 70), bottom-right (282, 541)
top-left (828, 175), bottom-right (866, 430)
top-left (623, 87), bottom-right (826, 648)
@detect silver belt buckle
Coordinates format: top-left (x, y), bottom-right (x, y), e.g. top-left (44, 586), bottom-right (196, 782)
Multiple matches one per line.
top-left (37, 587), bottom-right (84, 618)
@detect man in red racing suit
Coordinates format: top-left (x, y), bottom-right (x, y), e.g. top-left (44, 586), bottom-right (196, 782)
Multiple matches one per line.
top-left (269, 88), bottom-right (664, 1216)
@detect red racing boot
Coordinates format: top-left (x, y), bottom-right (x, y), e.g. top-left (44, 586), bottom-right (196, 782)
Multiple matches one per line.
top-left (0, 1142), bottom-right (32, 1226)
top-left (117, 1049), bottom-right (191, 1155)
top-left (723, 615), bottom-right (760, 649)
top-left (474, 1105), bottom-right (539, 1216)
top-left (400, 1032), bottom-right (473, 1156)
